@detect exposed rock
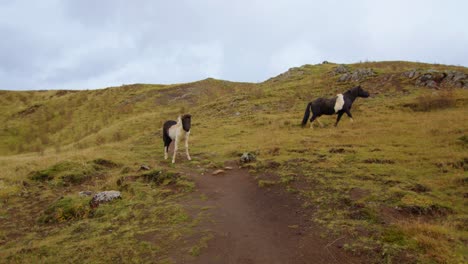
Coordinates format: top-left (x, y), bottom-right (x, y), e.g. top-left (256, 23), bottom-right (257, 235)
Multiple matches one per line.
top-left (334, 65), bottom-right (349, 74)
top-left (416, 71), bottom-right (446, 87)
top-left (90, 191), bottom-right (121, 208)
top-left (403, 69), bottom-right (420, 79)
top-left (404, 69), bottom-right (468, 88)
top-left (336, 68), bottom-right (375, 82)
top-left (79, 191), bottom-right (93, 197)
top-left (224, 166), bottom-right (234, 170)
top-left (240, 152), bottom-right (256, 164)
top-left (452, 71), bottom-right (467, 82)
top-left (267, 67), bottom-right (305, 82)
top-left (212, 169), bottom-right (225, 175)
top-left (139, 164), bottom-right (150, 171)
top-left (338, 73), bottom-right (350, 82)
top-left (425, 80), bottom-right (438, 88)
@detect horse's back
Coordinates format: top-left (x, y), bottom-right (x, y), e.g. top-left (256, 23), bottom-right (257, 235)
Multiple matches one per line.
top-left (163, 120), bottom-right (177, 137)
top-left (311, 97), bottom-right (336, 115)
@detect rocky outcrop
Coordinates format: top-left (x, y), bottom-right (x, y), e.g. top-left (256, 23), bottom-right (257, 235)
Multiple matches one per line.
top-left (90, 191), bottom-right (121, 208)
top-left (267, 67), bottom-right (305, 82)
top-left (333, 65), bottom-right (376, 82)
top-left (403, 69), bottom-right (468, 88)
top-left (334, 65), bottom-right (349, 74)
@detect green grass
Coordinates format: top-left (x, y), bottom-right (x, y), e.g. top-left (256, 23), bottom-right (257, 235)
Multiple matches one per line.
top-left (1, 61), bottom-right (467, 263)
top-left (0, 153), bottom-right (200, 263)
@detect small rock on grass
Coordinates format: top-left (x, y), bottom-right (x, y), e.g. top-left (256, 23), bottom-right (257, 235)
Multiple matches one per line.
top-left (79, 191), bottom-right (93, 197)
top-left (212, 169), bottom-right (225, 175)
top-left (90, 191), bottom-right (121, 208)
top-left (240, 152), bottom-right (256, 163)
top-left (139, 164), bottom-right (150, 171)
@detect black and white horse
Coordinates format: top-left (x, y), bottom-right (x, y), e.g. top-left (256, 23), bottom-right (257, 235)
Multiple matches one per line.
top-left (163, 114), bottom-right (192, 163)
top-left (301, 85), bottom-right (369, 128)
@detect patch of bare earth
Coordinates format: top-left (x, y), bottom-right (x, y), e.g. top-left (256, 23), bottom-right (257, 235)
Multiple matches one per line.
top-left (165, 160), bottom-right (364, 264)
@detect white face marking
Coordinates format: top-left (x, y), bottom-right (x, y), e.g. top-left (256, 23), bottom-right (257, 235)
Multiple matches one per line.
top-left (334, 94), bottom-right (344, 113)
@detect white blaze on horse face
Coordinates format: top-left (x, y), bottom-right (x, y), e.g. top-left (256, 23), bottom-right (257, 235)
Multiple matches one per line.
top-left (334, 94), bottom-right (344, 113)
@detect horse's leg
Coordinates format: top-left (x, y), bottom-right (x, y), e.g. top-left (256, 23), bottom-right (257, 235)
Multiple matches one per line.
top-left (163, 135), bottom-right (172, 160)
top-left (172, 133), bottom-right (180, 164)
top-left (316, 118), bottom-right (324, 128)
top-left (309, 114), bottom-right (318, 129)
top-left (345, 110), bottom-right (354, 122)
top-left (185, 134), bottom-right (191, 161)
top-left (164, 137), bottom-right (172, 159)
top-left (335, 112), bottom-right (344, 127)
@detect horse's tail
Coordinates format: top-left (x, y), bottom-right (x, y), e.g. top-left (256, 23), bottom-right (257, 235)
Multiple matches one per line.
top-left (301, 102), bottom-right (312, 127)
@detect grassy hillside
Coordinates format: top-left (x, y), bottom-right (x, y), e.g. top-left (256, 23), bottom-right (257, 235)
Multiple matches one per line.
top-left (1, 61), bottom-right (467, 263)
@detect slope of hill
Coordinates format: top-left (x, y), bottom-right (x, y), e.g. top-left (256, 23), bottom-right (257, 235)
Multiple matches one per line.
top-left (0, 61), bottom-right (467, 263)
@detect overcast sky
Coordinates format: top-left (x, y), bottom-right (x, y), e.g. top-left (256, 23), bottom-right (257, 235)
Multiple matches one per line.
top-left (1, 0), bottom-right (467, 90)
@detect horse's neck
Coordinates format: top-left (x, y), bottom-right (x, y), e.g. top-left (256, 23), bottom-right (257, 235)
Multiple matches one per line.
top-left (177, 126), bottom-right (189, 137)
top-left (345, 91), bottom-right (357, 103)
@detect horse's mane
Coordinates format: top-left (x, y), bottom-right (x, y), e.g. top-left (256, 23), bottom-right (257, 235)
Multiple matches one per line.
top-left (347, 85), bottom-right (361, 96)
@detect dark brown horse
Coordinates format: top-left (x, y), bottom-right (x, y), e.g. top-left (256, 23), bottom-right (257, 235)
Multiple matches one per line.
top-left (301, 85), bottom-right (369, 128)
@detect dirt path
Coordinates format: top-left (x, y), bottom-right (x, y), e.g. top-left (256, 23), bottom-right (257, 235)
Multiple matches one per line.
top-left (175, 162), bottom-right (362, 264)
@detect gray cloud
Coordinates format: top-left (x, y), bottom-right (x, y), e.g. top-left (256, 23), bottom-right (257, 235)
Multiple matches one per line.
top-left (0, 0), bottom-right (467, 90)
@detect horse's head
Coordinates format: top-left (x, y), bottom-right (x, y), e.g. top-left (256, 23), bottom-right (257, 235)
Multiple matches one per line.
top-left (181, 114), bottom-right (191, 132)
top-left (354, 85), bottom-right (370, 98)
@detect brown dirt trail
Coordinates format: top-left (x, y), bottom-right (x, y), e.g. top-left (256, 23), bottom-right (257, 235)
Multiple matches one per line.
top-left (174, 162), bottom-right (363, 264)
